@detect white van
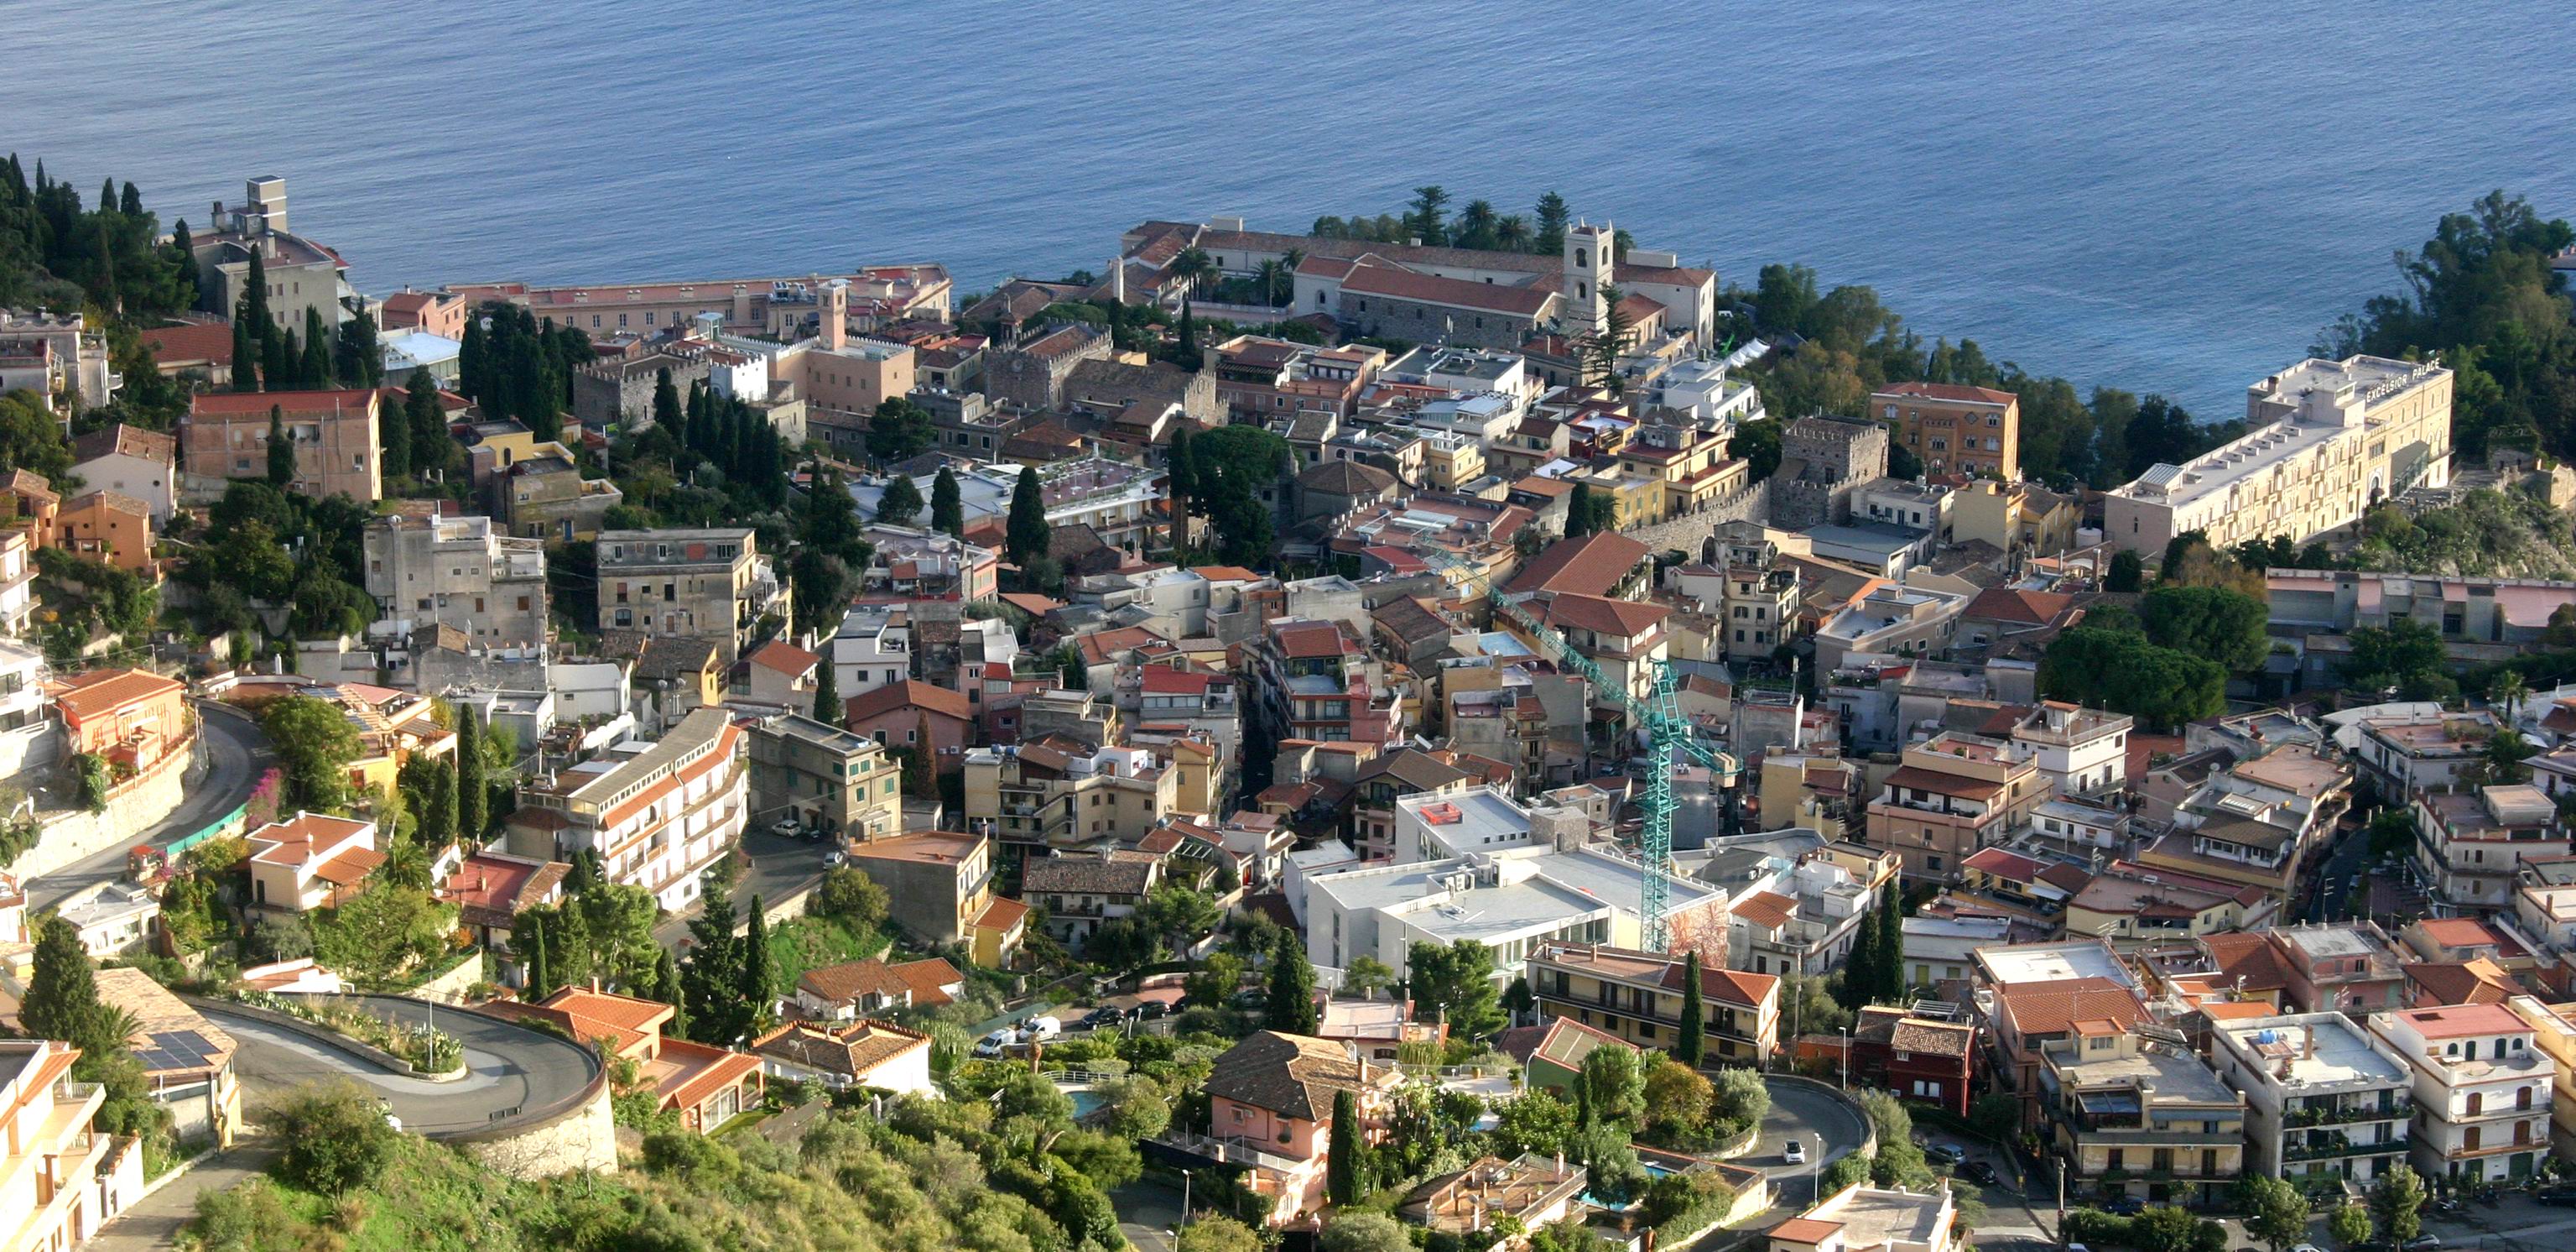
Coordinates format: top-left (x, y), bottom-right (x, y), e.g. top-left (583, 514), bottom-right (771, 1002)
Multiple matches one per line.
top-left (1024, 1015), bottom-right (1064, 1041)
top-left (974, 1028), bottom-right (1017, 1057)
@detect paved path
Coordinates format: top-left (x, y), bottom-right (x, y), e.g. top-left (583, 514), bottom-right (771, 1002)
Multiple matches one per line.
top-left (201, 996), bottom-right (596, 1135)
top-left (89, 1144), bottom-right (279, 1252)
top-left (653, 828), bottom-right (835, 949)
top-left (30, 702), bottom-right (271, 910)
top-left (1111, 1178), bottom-right (1185, 1252)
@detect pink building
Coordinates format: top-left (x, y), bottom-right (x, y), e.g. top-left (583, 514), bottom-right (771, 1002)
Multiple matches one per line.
top-left (1195, 1030), bottom-right (1401, 1225)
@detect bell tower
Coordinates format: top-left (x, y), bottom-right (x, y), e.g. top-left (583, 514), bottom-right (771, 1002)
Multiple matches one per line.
top-left (1564, 219), bottom-right (1613, 336)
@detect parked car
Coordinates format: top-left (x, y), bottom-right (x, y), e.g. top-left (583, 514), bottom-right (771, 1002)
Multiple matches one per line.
top-left (1962, 1161), bottom-right (1999, 1186)
top-left (824, 850), bottom-right (846, 868)
top-left (973, 1028), bottom-right (1017, 1058)
top-left (1137, 999), bottom-right (1174, 1020)
top-left (2400, 1237), bottom-right (2441, 1252)
top-left (2105, 1195), bottom-right (2147, 1216)
top-left (1080, 1007), bottom-right (1127, 1031)
top-left (1925, 1143), bottom-right (1966, 1166)
top-left (769, 817), bottom-right (804, 838)
top-left (2288, 1242), bottom-right (2325, 1252)
top-left (1227, 989), bottom-right (1267, 1011)
top-left (2536, 1187), bottom-right (2576, 1207)
top-left (1023, 1015), bottom-right (1064, 1041)
top-left (1783, 1140), bottom-right (1807, 1166)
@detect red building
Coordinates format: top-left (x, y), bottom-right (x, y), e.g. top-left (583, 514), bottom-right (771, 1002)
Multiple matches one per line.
top-left (1850, 1004), bottom-right (1976, 1117)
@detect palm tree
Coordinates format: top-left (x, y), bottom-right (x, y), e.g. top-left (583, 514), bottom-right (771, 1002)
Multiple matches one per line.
top-left (1257, 259), bottom-right (1288, 307)
top-left (2493, 670), bottom-right (2531, 725)
top-left (1457, 200), bottom-right (1499, 250)
top-left (1171, 247), bottom-right (1217, 300)
top-left (1494, 216), bottom-right (1533, 251)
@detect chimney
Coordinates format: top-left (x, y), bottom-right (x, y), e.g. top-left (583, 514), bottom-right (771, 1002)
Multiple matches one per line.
top-left (2303, 1024), bottom-right (2315, 1060)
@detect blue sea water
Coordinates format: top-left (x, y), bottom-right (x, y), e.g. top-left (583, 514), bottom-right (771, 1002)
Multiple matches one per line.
top-left (12, 1), bottom-right (2576, 415)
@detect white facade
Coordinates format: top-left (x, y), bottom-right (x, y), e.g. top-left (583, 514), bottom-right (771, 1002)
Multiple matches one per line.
top-left (2213, 1013), bottom-right (2415, 1186)
top-left (511, 708), bottom-right (748, 912)
top-left (0, 639), bottom-right (56, 779)
top-left (830, 603), bottom-right (912, 698)
top-left (2371, 1003), bottom-right (2557, 1182)
top-left (2011, 703), bottom-right (2132, 799)
top-left (68, 450), bottom-right (177, 524)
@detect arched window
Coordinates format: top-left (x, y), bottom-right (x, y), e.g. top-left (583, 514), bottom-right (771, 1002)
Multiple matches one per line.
top-left (1574, 248), bottom-right (1588, 267)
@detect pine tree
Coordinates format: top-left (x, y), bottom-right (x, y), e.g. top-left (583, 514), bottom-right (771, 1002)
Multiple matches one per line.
top-left (812, 657), bottom-right (840, 727)
top-left (266, 405), bottom-right (295, 487)
top-left (455, 707), bottom-right (488, 839)
top-left (931, 467), bottom-right (964, 538)
top-left (1676, 950), bottom-right (1706, 1067)
top-left (742, 894), bottom-right (773, 1029)
top-left (21, 916), bottom-right (115, 1054)
top-left (230, 316), bottom-right (258, 392)
top-left (1264, 930), bottom-right (1319, 1034)
top-left (877, 473), bottom-right (924, 526)
top-left (1007, 465), bottom-right (1049, 570)
top-left (681, 884), bottom-right (747, 1044)
top-left (1326, 1088), bottom-right (1364, 1206)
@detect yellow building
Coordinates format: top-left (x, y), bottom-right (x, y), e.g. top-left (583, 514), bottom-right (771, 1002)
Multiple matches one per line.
top-left (2038, 1020), bottom-right (2246, 1207)
top-left (2506, 995), bottom-right (2576, 1157)
top-left (1418, 432), bottom-right (1487, 493)
top-left (1617, 425), bottom-right (1746, 519)
top-left (1949, 480), bottom-right (2080, 556)
top-left (1524, 942), bottom-right (1780, 1062)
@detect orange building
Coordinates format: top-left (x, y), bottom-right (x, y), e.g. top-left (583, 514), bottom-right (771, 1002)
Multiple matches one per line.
top-left (0, 1037), bottom-right (143, 1246)
top-left (489, 987), bottom-right (763, 1135)
top-left (1871, 381), bottom-right (2021, 479)
top-left (2, 470), bottom-right (58, 550)
top-left (49, 668), bottom-right (188, 769)
top-left (56, 491), bottom-right (154, 574)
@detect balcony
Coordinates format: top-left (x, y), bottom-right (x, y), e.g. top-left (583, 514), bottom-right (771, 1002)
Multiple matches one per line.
top-left (2287, 1099), bottom-right (2411, 1127)
top-left (2285, 1135), bottom-right (2408, 1162)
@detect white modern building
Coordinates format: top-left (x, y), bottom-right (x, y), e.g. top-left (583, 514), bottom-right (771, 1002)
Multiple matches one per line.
top-left (2213, 1012), bottom-right (2415, 1187)
top-left (502, 707), bottom-right (747, 911)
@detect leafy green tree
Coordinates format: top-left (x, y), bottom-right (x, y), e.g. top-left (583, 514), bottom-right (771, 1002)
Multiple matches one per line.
top-left (1408, 939), bottom-right (1504, 1039)
top-left (1264, 929), bottom-right (1319, 1034)
top-left (1326, 1087), bottom-right (1365, 1205)
top-left (1006, 465), bottom-right (1049, 570)
top-left (2140, 584), bottom-right (2271, 673)
top-left (2483, 728), bottom-right (2538, 783)
top-left (2107, 548), bottom-right (2146, 592)
top-left (1183, 425), bottom-right (1291, 566)
top-left (262, 694), bottom-right (362, 812)
top-left (931, 467), bottom-right (964, 537)
top-left (265, 404), bottom-right (294, 487)
top-left (272, 1082), bottom-right (400, 1197)
top-left (1577, 1043), bottom-right (1645, 1129)
top-left (877, 472), bottom-right (924, 526)
top-left (2241, 1174), bottom-right (2313, 1252)
top-left (2132, 1205), bottom-right (2203, 1252)
top-left (1710, 1066), bottom-right (1770, 1131)
top-left (1642, 1058), bottom-right (1713, 1145)
top-left (2368, 1163), bottom-right (2426, 1245)
top-left (1344, 954), bottom-right (1397, 999)
top-left (311, 876), bottom-right (455, 979)
top-left (866, 396), bottom-right (934, 464)
top-left (1492, 1091), bottom-right (1581, 1157)
top-left (1321, 1211), bottom-right (1410, 1252)
top-left (2038, 625), bottom-right (2227, 730)
top-left (1178, 1214), bottom-right (1265, 1252)
top-left (2331, 1203), bottom-right (2373, 1248)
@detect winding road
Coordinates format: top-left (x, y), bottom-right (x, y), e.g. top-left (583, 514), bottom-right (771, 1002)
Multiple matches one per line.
top-left (29, 702), bottom-right (273, 911)
top-left (1748, 1077), bottom-right (1874, 1207)
top-left (198, 995), bottom-right (599, 1135)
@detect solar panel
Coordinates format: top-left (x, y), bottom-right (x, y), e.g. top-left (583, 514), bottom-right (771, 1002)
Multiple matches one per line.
top-left (138, 1030), bottom-right (216, 1071)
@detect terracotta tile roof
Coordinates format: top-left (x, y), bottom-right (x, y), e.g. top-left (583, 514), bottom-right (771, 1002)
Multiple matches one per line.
top-left (1889, 1017), bottom-right (1974, 1058)
top-left (1204, 1030), bottom-right (1383, 1121)
top-left (1505, 532), bottom-right (1649, 598)
top-left (2201, 932), bottom-right (2293, 992)
top-left (186, 388), bottom-right (380, 417)
top-left (2403, 959), bottom-right (2516, 1007)
top-left (245, 812), bottom-right (377, 869)
top-left (1881, 765), bottom-right (2005, 801)
top-left (971, 895), bottom-right (1029, 932)
top-left (1341, 258), bottom-right (1556, 317)
top-left (1962, 847), bottom-right (2045, 881)
top-left (1772, 1218), bottom-right (1846, 1244)
top-left (310, 847), bottom-right (387, 887)
top-left (1995, 976), bottom-right (2147, 1036)
top-left (1964, 587), bottom-right (2075, 626)
top-left (1698, 967), bottom-right (1781, 1010)
top-left (2413, 917), bottom-right (2510, 950)
top-left (1732, 890), bottom-right (1796, 931)
top-left (843, 679), bottom-right (972, 725)
top-left (1874, 381), bottom-right (2018, 406)
top-left (2392, 1001), bottom-right (2527, 1039)
top-left (752, 1019), bottom-right (929, 1080)
top-left (657, 1037), bottom-right (763, 1111)
top-left (71, 422), bottom-right (178, 465)
top-left (1535, 592), bottom-right (1669, 639)
top-left (138, 322), bottom-right (234, 368)
top-left (796, 956), bottom-right (962, 1009)
top-left (49, 668), bottom-right (183, 722)
top-left (747, 639), bottom-right (820, 676)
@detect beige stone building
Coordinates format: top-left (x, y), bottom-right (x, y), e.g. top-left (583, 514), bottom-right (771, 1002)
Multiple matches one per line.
top-left (182, 389), bottom-right (383, 503)
top-left (594, 528), bottom-right (787, 664)
top-left (1864, 732), bottom-right (2043, 883)
top-left (363, 513), bottom-right (549, 649)
top-left (2105, 355), bottom-right (2454, 556)
top-left (2039, 1020), bottom-right (2245, 1207)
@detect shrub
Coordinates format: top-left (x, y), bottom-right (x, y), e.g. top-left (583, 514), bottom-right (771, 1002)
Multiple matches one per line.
top-left (270, 1081), bottom-right (400, 1197)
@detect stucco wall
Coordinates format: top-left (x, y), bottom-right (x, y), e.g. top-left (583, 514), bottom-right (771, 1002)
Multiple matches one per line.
top-left (462, 1085), bottom-right (618, 1179)
top-left (8, 727), bottom-right (195, 879)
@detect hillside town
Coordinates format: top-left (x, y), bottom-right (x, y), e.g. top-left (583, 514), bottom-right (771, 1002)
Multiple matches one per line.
top-left (8, 165), bottom-right (2576, 1252)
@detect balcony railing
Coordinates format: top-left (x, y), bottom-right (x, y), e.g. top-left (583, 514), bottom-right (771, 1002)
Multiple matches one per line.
top-left (2287, 1100), bottom-right (2411, 1127)
top-left (2285, 1135), bottom-right (2409, 1162)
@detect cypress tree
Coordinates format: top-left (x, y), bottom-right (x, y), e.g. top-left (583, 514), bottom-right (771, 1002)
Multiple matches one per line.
top-left (681, 884), bottom-right (746, 1044)
top-left (1876, 884), bottom-right (1908, 1004)
top-left (931, 467), bottom-right (964, 538)
top-left (244, 248), bottom-right (272, 336)
top-left (1839, 904), bottom-right (1877, 1011)
top-left (652, 367), bottom-right (680, 430)
top-left (301, 307), bottom-right (333, 387)
top-left (455, 707), bottom-right (488, 840)
top-left (172, 218), bottom-right (203, 309)
top-left (119, 180), bottom-right (142, 217)
top-left (337, 311), bottom-right (382, 389)
top-left (230, 316), bottom-right (259, 392)
top-left (812, 656), bottom-right (840, 727)
top-left (99, 178), bottom-right (117, 216)
top-left (1167, 425), bottom-right (1197, 524)
top-left (380, 382), bottom-right (413, 481)
top-left (652, 947), bottom-right (682, 1007)
top-left (742, 894), bottom-right (773, 1028)
top-left (260, 328), bottom-right (289, 393)
top-left (1006, 465), bottom-right (1049, 570)
top-left (266, 404), bottom-right (294, 487)
top-left (1264, 930), bottom-right (1319, 1034)
top-left (21, 916), bottom-right (113, 1053)
top-left (1325, 1088), bottom-right (1363, 1205)
top-left (406, 369), bottom-right (448, 480)
top-left (522, 911), bottom-right (552, 999)
top-left (1676, 950), bottom-right (1706, 1068)
top-left (459, 314), bottom-right (487, 405)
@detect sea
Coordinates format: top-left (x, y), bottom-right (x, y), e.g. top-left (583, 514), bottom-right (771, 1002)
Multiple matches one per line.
top-left (13, 0), bottom-right (2576, 418)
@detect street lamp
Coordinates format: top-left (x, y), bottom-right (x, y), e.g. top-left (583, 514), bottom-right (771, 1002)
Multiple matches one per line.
top-left (1179, 1168), bottom-right (1194, 1239)
top-left (1838, 1027), bottom-right (1849, 1090)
